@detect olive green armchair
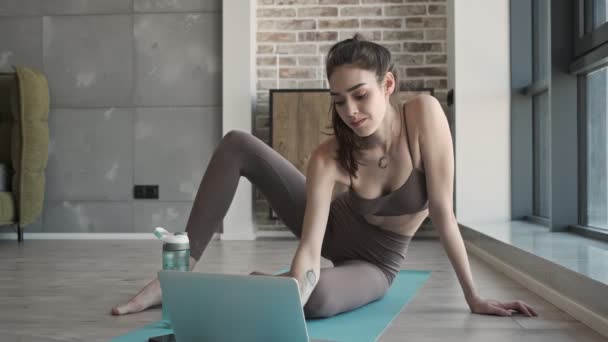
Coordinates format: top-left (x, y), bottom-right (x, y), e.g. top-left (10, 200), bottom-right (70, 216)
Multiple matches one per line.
top-left (0, 66), bottom-right (49, 242)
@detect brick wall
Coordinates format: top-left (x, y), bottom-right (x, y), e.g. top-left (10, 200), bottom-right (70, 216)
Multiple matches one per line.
top-left (253, 0), bottom-right (448, 230)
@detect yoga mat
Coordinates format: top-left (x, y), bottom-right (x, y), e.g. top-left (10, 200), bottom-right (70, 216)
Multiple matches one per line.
top-left (112, 270), bottom-right (430, 342)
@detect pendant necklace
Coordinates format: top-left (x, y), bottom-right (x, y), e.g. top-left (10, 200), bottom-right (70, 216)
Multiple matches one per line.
top-left (378, 155), bottom-right (389, 169)
top-left (376, 106), bottom-right (402, 170)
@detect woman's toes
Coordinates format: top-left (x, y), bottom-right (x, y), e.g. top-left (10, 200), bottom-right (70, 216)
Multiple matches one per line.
top-left (111, 301), bottom-right (143, 316)
top-left (111, 304), bottom-right (128, 316)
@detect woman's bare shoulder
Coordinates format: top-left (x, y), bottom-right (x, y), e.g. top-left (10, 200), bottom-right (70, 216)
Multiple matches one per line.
top-left (309, 137), bottom-right (350, 184)
top-left (310, 136), bottom-right (339, 167)
top-left (404, 94), bottom-right (445, 134)
top-left (405, 94), bottom-right (443, 118)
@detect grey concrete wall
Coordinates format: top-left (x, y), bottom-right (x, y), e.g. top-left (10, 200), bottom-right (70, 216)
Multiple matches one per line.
top-left (0, 0), bottom-right (222, 233)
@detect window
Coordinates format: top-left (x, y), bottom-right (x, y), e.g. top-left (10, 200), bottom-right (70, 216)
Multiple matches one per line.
top-left (593, 0), bottom-right (608, 29)
top-left (511, 0), bottom-right (608, 239)
top-left (583, 67), bottom-right (608, 230)
top-left (574, 0), bottom-right (608, 236)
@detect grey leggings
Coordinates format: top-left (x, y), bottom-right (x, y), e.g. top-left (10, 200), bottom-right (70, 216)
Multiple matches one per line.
top-left (185, 130), bottom-right (412, 318)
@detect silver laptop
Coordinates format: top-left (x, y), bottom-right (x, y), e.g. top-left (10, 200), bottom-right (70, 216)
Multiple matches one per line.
top-left (158, 271), bottom-right (330, 342)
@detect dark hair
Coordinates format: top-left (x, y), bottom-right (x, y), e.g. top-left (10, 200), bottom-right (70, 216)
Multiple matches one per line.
top-left (325, 34), bottom-right (400, 179)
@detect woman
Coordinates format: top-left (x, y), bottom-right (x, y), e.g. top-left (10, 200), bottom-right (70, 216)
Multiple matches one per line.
top-left (112, 35), bottom-right (538, 318)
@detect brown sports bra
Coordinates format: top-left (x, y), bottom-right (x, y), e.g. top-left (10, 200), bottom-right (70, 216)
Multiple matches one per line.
top-left (347, 105), bottom-right (429, 216)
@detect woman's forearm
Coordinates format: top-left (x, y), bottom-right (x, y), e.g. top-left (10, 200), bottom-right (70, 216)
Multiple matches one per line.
top-left (290, 245), bottom-right (321, 306)
top-left (433, 212), bottom-right (479, 304)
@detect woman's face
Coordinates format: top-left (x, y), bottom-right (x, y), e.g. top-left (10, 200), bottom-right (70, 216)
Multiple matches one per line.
top-left (328, 65), bottom-right (395, 137)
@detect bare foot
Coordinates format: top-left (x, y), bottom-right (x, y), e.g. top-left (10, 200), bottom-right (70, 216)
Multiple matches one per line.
top-left (112, 256), bottom-right (197, 315)
top-left (111, 277), bottom-right (162, 316)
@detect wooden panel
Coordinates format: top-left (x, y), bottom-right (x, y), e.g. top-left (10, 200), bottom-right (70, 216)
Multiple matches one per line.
top-left (272, 90), bottom-right (332, 176)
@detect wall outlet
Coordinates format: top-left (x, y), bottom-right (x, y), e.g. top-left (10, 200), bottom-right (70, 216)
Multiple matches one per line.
top-left (147, 185), bottom-right (159, 199)
top-left (134, 185), bottom-right (145, 199)
top-left (134, 185), bottom-right (159, 199)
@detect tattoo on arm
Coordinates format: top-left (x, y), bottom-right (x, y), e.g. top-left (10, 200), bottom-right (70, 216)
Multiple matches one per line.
top-left (306, 270), bottom-right (317, 286)
top-left (298, 269), bottom-right (318, 305)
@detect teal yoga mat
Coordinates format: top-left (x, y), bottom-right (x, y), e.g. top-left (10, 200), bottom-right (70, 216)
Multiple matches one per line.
top-left (112, 270), bottom-right (430, 342)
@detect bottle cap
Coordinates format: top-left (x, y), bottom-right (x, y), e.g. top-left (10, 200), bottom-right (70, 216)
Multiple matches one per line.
top-left (154, 226), bottom-right (190, 250)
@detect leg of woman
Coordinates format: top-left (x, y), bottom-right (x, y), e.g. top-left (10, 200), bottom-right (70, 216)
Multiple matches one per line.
top-left (304, 260), bottom-right (390, 318)
top-left (112, 130), bottom-right (308, 315)
top-left (186, 130), bottom-right (307, 259)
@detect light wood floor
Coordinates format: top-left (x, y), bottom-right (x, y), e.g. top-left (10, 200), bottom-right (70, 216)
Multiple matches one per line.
top-left (0, 238), bottom-right (605, 342)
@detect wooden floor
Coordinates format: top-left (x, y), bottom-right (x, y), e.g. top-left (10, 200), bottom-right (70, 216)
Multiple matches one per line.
top-left (0, 238), bottom-right (605, 342)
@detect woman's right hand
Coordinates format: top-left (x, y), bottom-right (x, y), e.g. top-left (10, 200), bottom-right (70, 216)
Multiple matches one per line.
top-left (250, 268), bottom-right (319, 306)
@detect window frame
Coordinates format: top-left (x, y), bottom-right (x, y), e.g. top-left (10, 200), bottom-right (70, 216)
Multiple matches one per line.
top-left (577, 67), bottom-right (608, 239)
top-left (573, 0), bottom-right (608, 240)
top-left (572, 0), bottom-right (608, 74)
top-left (510, 0), bottom-right (608, 242)
top-left (513, 0), bottom-right (551, 224)
top-left (574, 0), bottom-right (608, 58)
top-left (531, 0), bottom-right (551, 220)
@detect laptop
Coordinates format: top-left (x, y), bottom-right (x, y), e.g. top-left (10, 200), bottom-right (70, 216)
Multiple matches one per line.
top-left (158, 270), bottom-right (330, 342)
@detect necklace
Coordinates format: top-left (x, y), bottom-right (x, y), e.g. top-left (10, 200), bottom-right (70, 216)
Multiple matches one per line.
top-left (378, 155), bottom-right (389, 169)
top-left (375, 105), bottom-right (402, 170)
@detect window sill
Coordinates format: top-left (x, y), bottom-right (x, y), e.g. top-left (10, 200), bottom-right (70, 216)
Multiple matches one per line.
top-left (570, 224), bottom-right (608, 243)
top-left (459, 220), bottom-right (608, 337)
top-left (460, 219), bottom-right (608, 285)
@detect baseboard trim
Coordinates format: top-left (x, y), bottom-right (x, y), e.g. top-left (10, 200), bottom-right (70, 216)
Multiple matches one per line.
top-left (255, 230), bottom-right (295, 239)
top-left (0, 233), bottom-right (222, 240)
top-left (0, 228), bottom-right (421, 241)
top-left (0, 231), bottom-right (294, 241)
top-left (219, 231), bottom-right (257, 241)
top-left (465, 241), bottom-right (608, 339)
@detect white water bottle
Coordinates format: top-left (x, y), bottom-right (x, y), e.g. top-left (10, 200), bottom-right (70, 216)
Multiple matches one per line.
top-left (154, 227), bottom-right (190, 321)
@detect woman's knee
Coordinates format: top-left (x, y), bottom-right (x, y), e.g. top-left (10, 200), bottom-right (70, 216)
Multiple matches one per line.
top-left (221, 130), bottom-right (249, 148)
top-left (214, 130), bottom-right (250, 158)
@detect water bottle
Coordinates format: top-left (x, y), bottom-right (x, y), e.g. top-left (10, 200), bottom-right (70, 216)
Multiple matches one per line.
top-left (154, 227), bottom-right (190, 321)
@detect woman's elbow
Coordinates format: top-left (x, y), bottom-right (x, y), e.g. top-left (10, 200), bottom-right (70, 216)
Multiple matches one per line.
top-left (428, 202), bottom-right (456, 225)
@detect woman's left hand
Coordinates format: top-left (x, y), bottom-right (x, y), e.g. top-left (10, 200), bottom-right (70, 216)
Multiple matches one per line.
top-left (468, 297), bottom-right (539, 317)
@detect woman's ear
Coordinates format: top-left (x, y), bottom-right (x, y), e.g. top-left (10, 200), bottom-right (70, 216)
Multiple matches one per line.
top-left (384, 72), bottom-right (396, 96)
